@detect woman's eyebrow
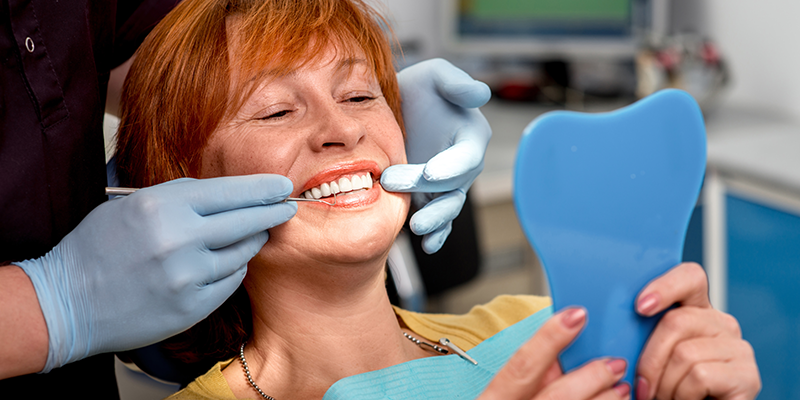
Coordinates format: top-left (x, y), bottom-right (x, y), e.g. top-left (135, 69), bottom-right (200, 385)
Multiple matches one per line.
top-left (247, 58), bottom-right (367, 83)
top-left (337, 57), bottom-right (368, 73)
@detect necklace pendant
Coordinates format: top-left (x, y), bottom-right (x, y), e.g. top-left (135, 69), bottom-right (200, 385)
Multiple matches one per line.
top-left (439, 338), bottom-right (478, 365)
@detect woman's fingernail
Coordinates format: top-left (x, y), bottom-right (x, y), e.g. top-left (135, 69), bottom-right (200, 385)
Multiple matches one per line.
top-left (606, 358), bottom-right (627, 375)
top-left (636, 376), bottom-right (650, 400)
top-left (561, 308), bottom-right (586, 329)
top-left (615, 382), bottom-right (631, 398)
top-left (637, 293), bottom-right (658, 315)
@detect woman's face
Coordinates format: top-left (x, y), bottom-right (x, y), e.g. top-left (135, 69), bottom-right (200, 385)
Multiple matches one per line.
top-left (200, 44), bottom-right (409, 268)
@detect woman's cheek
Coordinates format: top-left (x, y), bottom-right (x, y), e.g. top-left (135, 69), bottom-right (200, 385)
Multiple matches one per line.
top-left (390, 192), bottom-right (411, 230)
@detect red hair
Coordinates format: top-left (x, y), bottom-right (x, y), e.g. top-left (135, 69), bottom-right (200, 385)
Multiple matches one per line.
top-left (114, 0), bottom-right (403, 368)
top-left (115, 0), bottom-right (403, 188)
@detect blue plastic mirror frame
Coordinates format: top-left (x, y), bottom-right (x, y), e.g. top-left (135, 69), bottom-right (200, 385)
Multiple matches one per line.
top-left (513, 89), bottom-right (706, 385)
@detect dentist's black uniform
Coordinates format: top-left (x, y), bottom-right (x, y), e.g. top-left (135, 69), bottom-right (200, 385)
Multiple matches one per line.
top-left (1, 0), bottom-right (178, 396)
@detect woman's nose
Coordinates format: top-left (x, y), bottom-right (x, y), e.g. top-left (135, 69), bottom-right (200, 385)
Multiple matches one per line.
top-left (308, 102), bottom-right (365, 151)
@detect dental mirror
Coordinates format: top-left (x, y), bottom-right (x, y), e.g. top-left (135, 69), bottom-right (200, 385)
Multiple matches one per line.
top-left (513, 89), bottom-right (706, 385)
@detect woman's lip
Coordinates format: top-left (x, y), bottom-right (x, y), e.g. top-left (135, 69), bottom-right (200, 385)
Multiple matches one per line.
top-left (299, 160), bottom-right (382, 194)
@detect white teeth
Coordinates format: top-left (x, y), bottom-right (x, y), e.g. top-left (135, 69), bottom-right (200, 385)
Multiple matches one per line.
top-left (320, 183), bottom-right (331, 197)
top-left (338, 177), bottom-right (352, 192)
top-left (303, 173), bottom-right (374, 199)
top-left (351, 175), bottom-right (362, 189)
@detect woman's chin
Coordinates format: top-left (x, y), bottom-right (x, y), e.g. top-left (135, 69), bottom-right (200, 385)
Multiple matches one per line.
top-left (316, 241), bottom-right (392, 267)
top-left (257, 216), bottom-right (404, 269)
top-left (254, 235), bottom-right (394, 275)
top-left (251, 188), bottom-right (409, 272)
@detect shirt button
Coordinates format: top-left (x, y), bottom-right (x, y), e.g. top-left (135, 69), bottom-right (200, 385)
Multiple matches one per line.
top-left (25, 37), bottom-right (34, 53)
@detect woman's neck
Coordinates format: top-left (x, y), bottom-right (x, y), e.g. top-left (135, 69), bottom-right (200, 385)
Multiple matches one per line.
top-left (224, 256), bottom-right (431, 399)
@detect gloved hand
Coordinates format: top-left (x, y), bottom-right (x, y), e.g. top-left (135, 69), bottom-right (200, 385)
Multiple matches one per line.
top-left (382, 58), bottom-right (492, 254)
top-left (16, 175), bottom-right (296, 373)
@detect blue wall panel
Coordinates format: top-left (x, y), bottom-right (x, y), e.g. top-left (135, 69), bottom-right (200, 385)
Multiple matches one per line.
top-left (727, 195), bottom-right (800, 400)
top-left (682, 205), bottom-right (704, 264)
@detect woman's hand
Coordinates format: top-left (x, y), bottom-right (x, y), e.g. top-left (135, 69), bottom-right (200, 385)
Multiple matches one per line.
top-left (479, 308), bottom-right (631, 400)
top-left (634, 262), bottom-right (761, 400)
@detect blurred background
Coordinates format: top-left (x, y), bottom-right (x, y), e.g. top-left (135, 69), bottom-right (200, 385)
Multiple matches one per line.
top-left (111, 1), bottom-right (799, 398)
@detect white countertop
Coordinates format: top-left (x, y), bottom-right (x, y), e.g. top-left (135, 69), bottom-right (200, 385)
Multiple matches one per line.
top-left (705, 106), bottom-right (800, 196)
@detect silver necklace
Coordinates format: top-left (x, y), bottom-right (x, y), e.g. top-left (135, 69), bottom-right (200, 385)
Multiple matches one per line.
top-left (240, 333), bottom-right (476, 399)
top-left (402, 331), bottom-right (449, 354)
top-left (240, 342), bottom-right (276, 400)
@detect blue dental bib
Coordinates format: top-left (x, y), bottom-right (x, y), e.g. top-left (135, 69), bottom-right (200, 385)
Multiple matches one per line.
top-left (323, 307), bottom-right (553, 399)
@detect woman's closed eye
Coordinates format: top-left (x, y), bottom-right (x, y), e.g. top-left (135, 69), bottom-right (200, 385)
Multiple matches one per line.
top-left (340, 88), bottom-right (380, 103)
top-left (257, 108), bottom-right (294, 121)
top-left (346, 95), bottom-right (375, 103)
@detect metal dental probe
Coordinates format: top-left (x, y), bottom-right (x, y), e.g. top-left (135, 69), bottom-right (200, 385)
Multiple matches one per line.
top-left (105, 187), bottom-right (338, 205)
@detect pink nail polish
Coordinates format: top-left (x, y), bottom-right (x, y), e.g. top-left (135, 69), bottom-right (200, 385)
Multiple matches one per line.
top-left (636, 376), bottom-right (650, 400)
top-left (562, 308), bottom-right (586, 329)
top-left (606, 358), bottom-right (627, 375)
top-left (637, 293), bottom-right (658, 314)
top-left (615, 383), bottom-right (631, 398)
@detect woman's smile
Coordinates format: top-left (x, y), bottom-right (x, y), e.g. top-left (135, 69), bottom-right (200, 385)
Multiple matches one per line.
top-left (297, 160), bottom-right (383, 208)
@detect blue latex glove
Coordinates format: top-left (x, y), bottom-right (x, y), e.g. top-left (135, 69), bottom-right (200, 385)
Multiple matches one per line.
top-left (381, 59), bottom-right (492, 254)
top-left (17, 175), bottom-right (296, 372)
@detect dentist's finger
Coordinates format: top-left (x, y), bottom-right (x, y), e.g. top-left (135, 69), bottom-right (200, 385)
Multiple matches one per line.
top-left (420, 222), bottom-right (452, 254)
top-left (191, 264), bottom-right (248, 322)
top-left (422, 120), bottom-right (490, 182)
top-left (380, 164), bottom-right (471, 193)
top-left (429, 59), bottom-right (492, 108)
top-left (151, 174), bottom-right (294, 216)
top-left (203, 202), bottom-right (297, 249)
top-left (408, 190), bottom-right (466, 236)
top-left (380, 164), bottom-right (427, 192)
top-left (381, 162), bottom-right (479, 193)
top-left (205, 231), bottom-right (269, 283)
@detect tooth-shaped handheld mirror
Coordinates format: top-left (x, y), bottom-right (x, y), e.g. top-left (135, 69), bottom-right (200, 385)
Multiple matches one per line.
top-left (513, 89), bottom-right (706, 385)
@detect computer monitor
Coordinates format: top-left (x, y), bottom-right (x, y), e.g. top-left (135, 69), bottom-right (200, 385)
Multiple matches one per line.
top-left (441, 0), bottom-right (658, 61)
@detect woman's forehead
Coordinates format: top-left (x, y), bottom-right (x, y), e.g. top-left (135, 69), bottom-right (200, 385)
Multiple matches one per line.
top-left (233, 44), bottom-right (375, 92)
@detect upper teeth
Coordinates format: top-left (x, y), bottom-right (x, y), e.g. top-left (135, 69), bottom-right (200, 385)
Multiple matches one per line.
top-left (302, 172), bottom-right (373, 200)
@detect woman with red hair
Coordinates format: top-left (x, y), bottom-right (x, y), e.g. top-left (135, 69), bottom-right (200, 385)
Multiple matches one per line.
top-left (116, 0), bottom-right (760, 399)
